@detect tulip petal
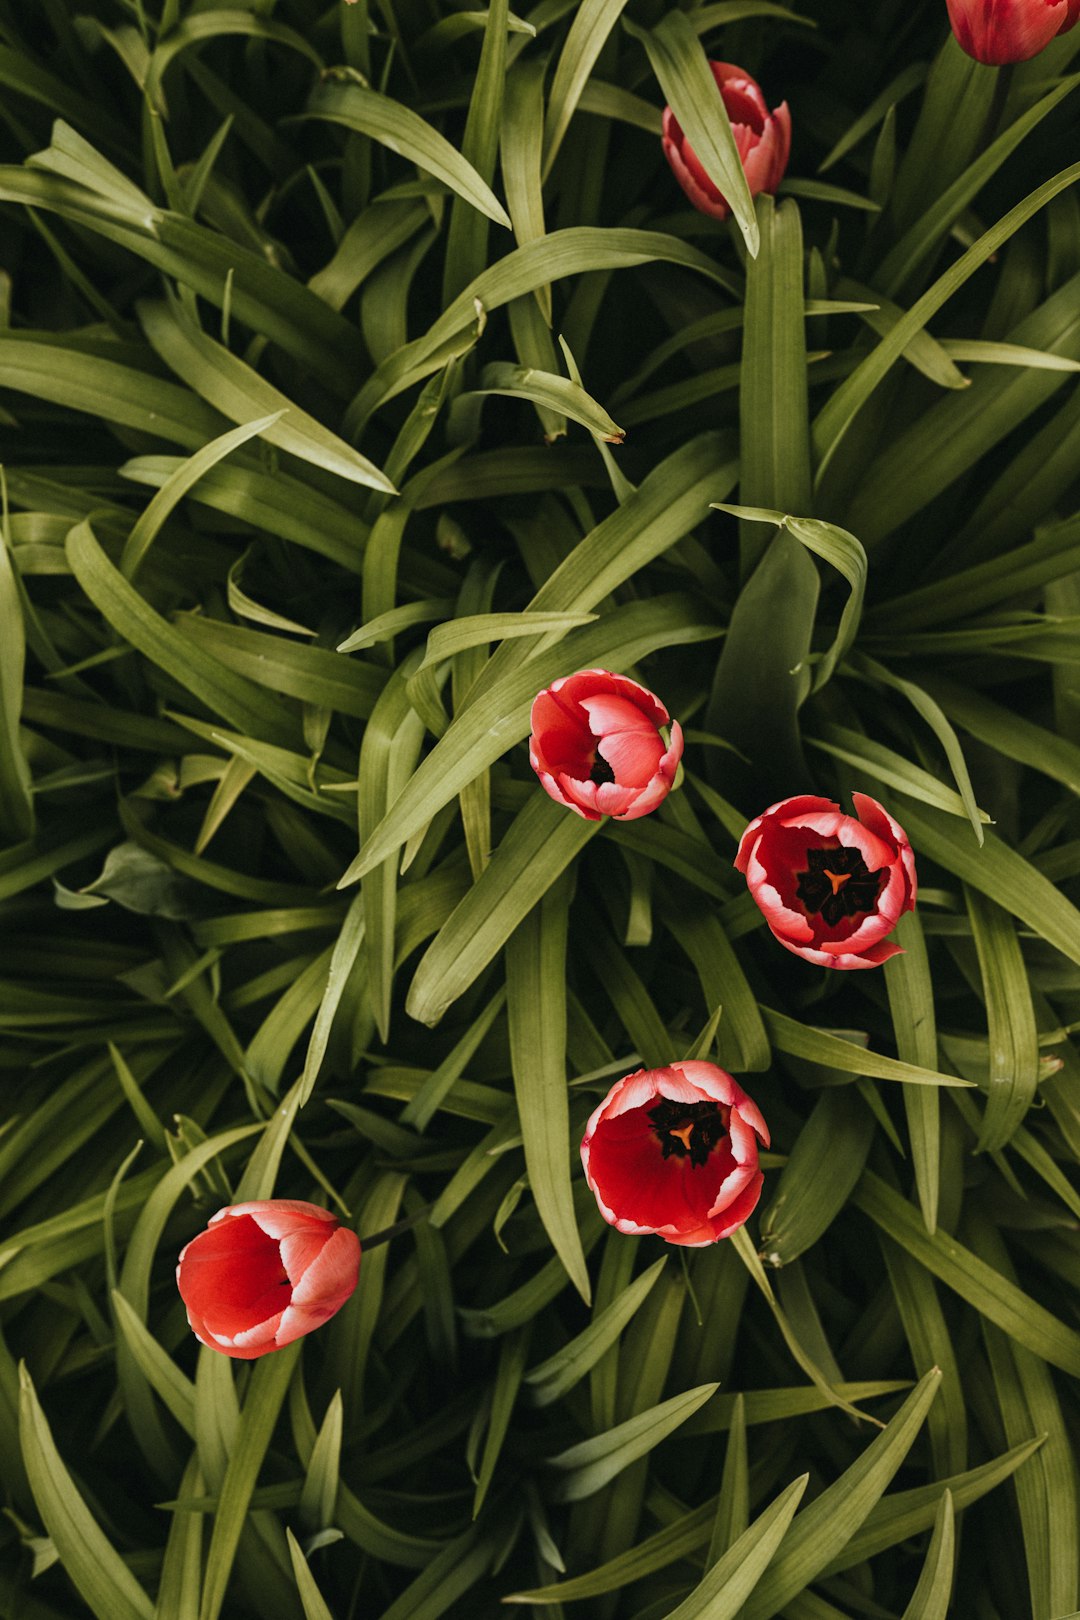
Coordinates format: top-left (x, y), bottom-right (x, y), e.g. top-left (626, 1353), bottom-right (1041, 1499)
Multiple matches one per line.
top-left (946, 0), bottom-right (1071, 60)
top-left (742, 114), bottom-right (790, 196)
top-left (178, 1216), bottom-right (290, 1338)
top-left (290, 1225), bottom-right (361, 1310)
top-left (663, 131), bottom-right (731, 218)
top-left (554, 774), bottom-right (605, 819)
top-left (592, 723), bottom-right (665, 788)
top-left (710, 1172), bottom-right (765, 1239)
top-left (711, 61), bottom-right (769, 128)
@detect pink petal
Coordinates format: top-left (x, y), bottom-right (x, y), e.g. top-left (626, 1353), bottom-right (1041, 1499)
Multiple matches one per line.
top-left (710, 1171), bottom-right (764, 1239)
top-left (289, 1226), bottom-right (361, 1311)
top-left (753, 876), bottom-right (816, 943)
top-left (558, 670), bottom-right (669, 725)
top-left (663, 132), bottom-right (730, 218)
top-left (591, 719), bottom-right (665, 787)
top-left (781, 808), bottom-right (847, 839)
top-left (597, 1068), bottom-right (669, 1120)
top-left (741, 111), bottom-right (790, 196)
top-left (706, 1158), bottom-right (757, 1216)
top-left (667, 1060), bottom-right (736, 1105)
top-left (218, 1199), bottom-right (337, 1230)
top-left (594, 781), bottom-right (650, 818)
top-left (278, 1226), bottom-right (332, 1287)
top-left (549, 774), bottom-right (603, 820)
top-left (607, 775), bottom-right (670, 820)
top-left (220, 1313), bottom-right (285, 1352)
top-left (835, 819), bottom-right (896, 873)
top-left (712, 61), bottom-right (769, 129)
top-left (659, 1223), bottom-right (724, 1247)
top-left (769, 794), bottom-right (840, 823)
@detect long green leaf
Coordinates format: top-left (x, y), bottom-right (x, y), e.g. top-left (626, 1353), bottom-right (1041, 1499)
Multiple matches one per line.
top-left (121, 413), bottom-right (283, 579)
top-left (506, 872), bottom-right (591, 1302)
top-left (740, 1370), bottom-right (941, 1619)
top-left (547, 1382), bottom-right (719, 1502)
top-left (662, 1474), bottom-right (809, 1620)
top-left (885, 911), bottom-right (940, 1232)
top-left (139, 300), bottom-right (394, 494)
top-left (901, 1492), bottom-right (955, 1620)
top-left (65, 521), bottom-right (288, 744)
top-left (198, 1343), bottom-right (301, 1620)
top-left (300, 79), bottom-right (511, 228)
top-left (19, 1364), bottom-right (154, 1620)
top-left (0, 506), bottom-right (33, 842)
top-left (813, 159), bottom-right (1080, 479)
top-left (964, 886), bottom-right (1039, 1151)
top-left (898, 799), bottom-right (1080, 968)
top-left (408, 796), bottom-right (599, 1025)
top-left (855, 1173), bottom-right (1080, 1375)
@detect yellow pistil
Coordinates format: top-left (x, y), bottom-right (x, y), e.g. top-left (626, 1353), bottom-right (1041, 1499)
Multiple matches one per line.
top-left (823, 869), bottom-right (851, 896)
top-left (669, 1121), bottom-right (696, 1151)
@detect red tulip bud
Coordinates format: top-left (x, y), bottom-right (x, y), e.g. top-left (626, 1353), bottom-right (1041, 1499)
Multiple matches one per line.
top-left (529, 669), bottom-right (683, 822)
top-left (946, 0), bottom-right (1080, 63)
top-left (662, 61), bottom-right (791, 221)
top-left (177, 1200), bottom-right (361, 1358)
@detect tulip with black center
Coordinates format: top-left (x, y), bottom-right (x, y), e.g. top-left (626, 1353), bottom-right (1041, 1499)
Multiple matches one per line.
top-left (581, 1062), bottom-right (769, 1246)
top-left (795, 846), bottom-right (883, 927)
top-left (735, 792), bottom-right (917, 970)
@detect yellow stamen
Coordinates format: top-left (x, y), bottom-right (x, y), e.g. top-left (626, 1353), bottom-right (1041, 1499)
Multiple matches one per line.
top-left (823, 869), bottom-right (850, 896)
top-left (669, 1122), bottom-right (696, 1151)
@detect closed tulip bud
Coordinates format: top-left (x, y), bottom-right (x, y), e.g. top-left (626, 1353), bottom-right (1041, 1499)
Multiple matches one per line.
top-left (735, 792), bottom-right (917, 970)
top-left (177, 1200), bottom-right (361, 1358)
top-left (529, 669), bottom-right (683, 822)
top-left (946, 0), bottom-right (1080, 62)
top-left (581, 1062), bottom-right (769, 1246)
top-left (662, 61), bottom-right (791, 221)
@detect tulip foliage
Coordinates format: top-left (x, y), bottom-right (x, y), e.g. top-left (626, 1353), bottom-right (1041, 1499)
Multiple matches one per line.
top-left (2, 2), bottom-right (1080, 1618)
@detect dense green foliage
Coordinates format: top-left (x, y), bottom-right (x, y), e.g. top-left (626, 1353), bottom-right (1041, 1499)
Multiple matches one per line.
top-left (1, 1), bottom-right (1079, 1616)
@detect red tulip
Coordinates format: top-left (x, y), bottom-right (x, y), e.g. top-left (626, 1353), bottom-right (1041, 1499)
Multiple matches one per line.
top-left (529, 669), bottom-right (683, 822)
top-left (662, 62), bottom-right (791, 222)
top-left (581, 1061), bottom-right (769, 1246)
top-left (946, 0), bottom-right (1080, 63)
top-left (735, 792), bottom-right (917, 970)
top-left (176, 1200), bottom-right (360, 1359)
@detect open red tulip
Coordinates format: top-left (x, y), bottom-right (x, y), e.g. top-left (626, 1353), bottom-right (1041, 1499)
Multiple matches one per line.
top-left (581, 1061), bottom-right (769, 1246)
top-left (529, 669), bottom-right (683, 821)
top-left (177, 1200), bottom-right (361, 1358)
top-left (662, 61), bottom-right (791, 221)
top-left (946, 0), bottom-right (1080, 63)
top-left (735, 792), bottom-right (917, 970)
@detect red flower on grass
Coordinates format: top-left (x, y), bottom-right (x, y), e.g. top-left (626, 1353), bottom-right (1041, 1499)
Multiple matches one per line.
top-left (735, 792), bottom-right (917, 970)
top-left (529, 670), bottom-right (683, 821)
top-left (946, 0), bottom-right (1080, 62)
top-left (581, 1061), bottom-right (769, 1246)
top-left (177, 1200), bottom-right (360, 1358)
top-left (662, 62), bottom-right (791, 221)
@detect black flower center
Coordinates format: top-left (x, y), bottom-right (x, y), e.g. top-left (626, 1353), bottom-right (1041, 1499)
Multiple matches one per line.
top-left (589, 751), bottom-right (616, 785)
top-left (648, 1099), bottom-right (730, 1167)
top-left (795, 845), bottom-right (881, 926)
